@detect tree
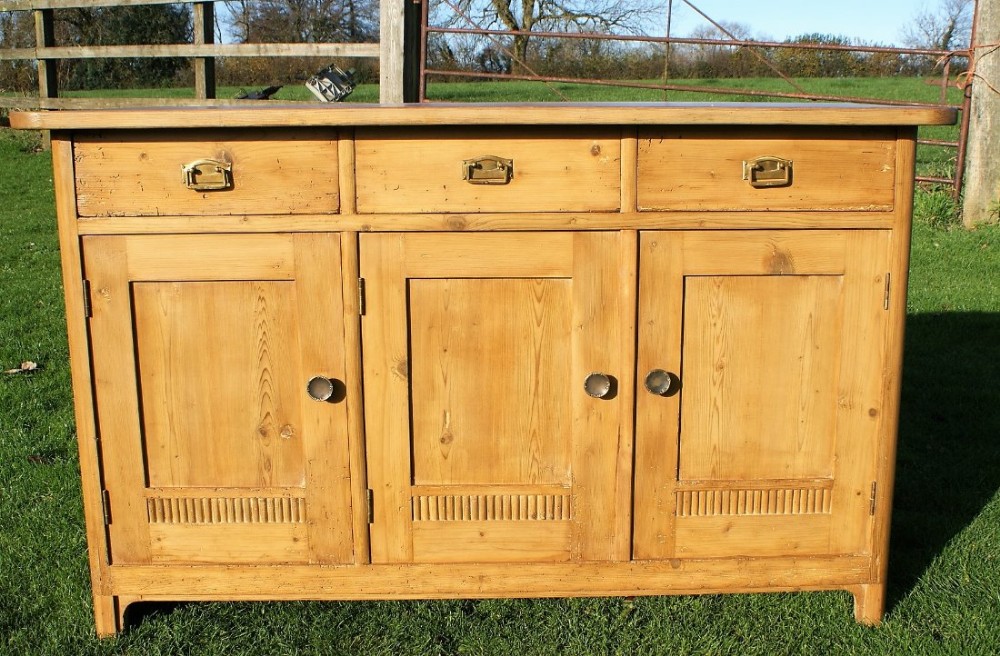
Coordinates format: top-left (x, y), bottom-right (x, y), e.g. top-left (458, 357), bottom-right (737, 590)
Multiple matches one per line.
top-left (435, 0), bottom-right (657, 74)
top-left (962, 0), bottom-right (999, 225)
top-left (61, 5), bottom-right (192, 89)
top-left (901, 0), bottom-right (974, 51)
top-left (774, 34), bottom-right (863, 78)
top-left (223, 0), bottom-right (377, 44)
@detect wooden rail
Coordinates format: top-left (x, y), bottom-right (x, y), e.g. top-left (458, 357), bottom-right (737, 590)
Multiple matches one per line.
top-left (0, 0), bottom-right (400, 112)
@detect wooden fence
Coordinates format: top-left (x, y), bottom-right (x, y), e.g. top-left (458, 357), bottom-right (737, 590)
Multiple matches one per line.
top-left (0, 0), bottom-right (402, 109)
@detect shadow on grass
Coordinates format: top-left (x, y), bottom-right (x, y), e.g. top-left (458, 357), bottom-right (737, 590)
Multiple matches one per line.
top-left (887, 312), bottom-right (1000, 609)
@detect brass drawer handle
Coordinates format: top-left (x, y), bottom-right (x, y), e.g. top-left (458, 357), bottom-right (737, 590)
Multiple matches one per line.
top-left (743, 156), bottom-right (792, 188)
top-left (182, 158), bottom-right (232, 191)
top-left (462, 155), bottom-right (513, 185)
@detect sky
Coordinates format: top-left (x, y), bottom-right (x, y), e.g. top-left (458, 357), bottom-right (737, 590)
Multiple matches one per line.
top-left (661, 0), bottom-right (930, 46)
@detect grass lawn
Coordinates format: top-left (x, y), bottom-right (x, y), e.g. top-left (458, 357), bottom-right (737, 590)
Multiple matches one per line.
top-left (1, 83), bottom-right (998, 653)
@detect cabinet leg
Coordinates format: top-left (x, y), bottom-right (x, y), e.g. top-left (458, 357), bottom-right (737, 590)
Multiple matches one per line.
top-left (850, 583), bottom-right (886, 625)
top-left (93, 594), bottom-right (122, 638)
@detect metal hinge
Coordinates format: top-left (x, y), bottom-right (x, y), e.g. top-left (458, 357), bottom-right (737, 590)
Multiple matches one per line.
top-left (101, 489), bottom-right (111, 525)
top-left (82, 280), bottom-right (92, 318)
top-left (358, 278), bottom-right (366, 316)
top-left (366, 489), bottom-right (374, 523)
top-left (868, 482), bottom-right (878, 515)
top-left (883, 273), bottom-right (891, 310)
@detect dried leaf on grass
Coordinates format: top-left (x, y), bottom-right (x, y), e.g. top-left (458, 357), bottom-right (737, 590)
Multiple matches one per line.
top-left (4, 361), bottom-right (39, 374)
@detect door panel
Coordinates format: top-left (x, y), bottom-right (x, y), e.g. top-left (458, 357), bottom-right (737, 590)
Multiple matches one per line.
top-left (679, 275), bottom-right (842, 482)
top-left (83, 233), bottom-right (354, 565)
top-left (361, 232), bottom-right (632, 564)
top-left (135, 281), bottom-right (306, 489)
top-left (410, 278), bottom-right (573, 487)
top-left (633, 230), bottom-right (890, 560)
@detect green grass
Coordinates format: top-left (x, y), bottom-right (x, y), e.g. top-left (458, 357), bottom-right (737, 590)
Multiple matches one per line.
top-left (1, 84), bottom-right (998, 653)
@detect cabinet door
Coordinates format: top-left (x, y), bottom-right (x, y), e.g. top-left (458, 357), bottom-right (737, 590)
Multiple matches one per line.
top-left (634, 230), bottom-right (891, 559)
top-left (83, 234), bottom-right (354, 565)
top-left (361, 233), bottom-right (632, 563)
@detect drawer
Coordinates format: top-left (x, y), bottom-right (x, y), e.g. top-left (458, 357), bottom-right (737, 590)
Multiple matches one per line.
top-left (637, 127), bottom-right (896, 212)
top-left (355, 127), bottom-right (621, 213)
top-left (74, 129), bottom-right (339, 217)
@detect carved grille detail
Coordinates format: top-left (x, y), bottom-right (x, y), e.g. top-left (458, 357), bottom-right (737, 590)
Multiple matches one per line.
top-left (676, 487), bottom-right (832, 517)
top-left (412, 493), bottom-right (571, 521)
top-left (146, 496), bottom-right (306, 524)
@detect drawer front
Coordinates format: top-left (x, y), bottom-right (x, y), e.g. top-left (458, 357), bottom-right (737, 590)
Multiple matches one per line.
top-left (74, 129), bottom-right (339, 217)
top-left (355, 127), bottom-right (621, 213)
top-left (637, 127), bottom-right (896, 212)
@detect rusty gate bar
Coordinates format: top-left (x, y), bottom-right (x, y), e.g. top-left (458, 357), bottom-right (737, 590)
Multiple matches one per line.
top-left (417, 0), bottom-right (975, 197)
top-left (424, 69), bottom-right (964, 110)
top-left (424, 25), bottom-right (963, 58)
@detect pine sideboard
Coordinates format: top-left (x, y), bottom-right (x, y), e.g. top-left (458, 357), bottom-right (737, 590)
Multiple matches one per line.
top-left (10, 103), bottom-right (956, 636)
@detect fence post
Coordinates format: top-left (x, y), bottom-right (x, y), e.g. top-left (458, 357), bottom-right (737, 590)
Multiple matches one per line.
top-left (33, 8), bottom-right (57, 147)
top-left (193, 2), bottom-right (216, 101)
top-left (962, 0), bottom-right (1000, 226)
top-left (403, 0), bottom-right (421, 102)
top-left (381, 0), bottom-right (405, 103)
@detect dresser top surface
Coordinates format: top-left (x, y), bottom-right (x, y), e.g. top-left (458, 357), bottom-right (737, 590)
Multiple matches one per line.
top-left (9, 102), bottom-right (956, 130)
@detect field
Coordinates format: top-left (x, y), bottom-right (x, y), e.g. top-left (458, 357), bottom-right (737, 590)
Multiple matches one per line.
top-left (1, 81), bottom-right (998, 654)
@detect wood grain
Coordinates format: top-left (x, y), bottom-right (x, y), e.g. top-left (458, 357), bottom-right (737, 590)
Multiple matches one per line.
top-left (867, 130), bottom-right (918, 597)
top-left (134, 281), bottom-right (305, 488)
top-left (293, 233), bottom-right (355, 564)
top-left (74, 129), bottom-right (338, 217)
top-left (361, 232), bottom-right (629, 564)
top-left (356, 127), bottom-right (621, 214)
top-left (637, 127), bottom-right (896, 211)
top-left (412, 522), bottom-right (573, 563)
top-left (51, 137), bottom-right (116, 629)
top-left (634, 230), bottom-right (889, 561)
top-left (8, 103), bottom-right (958, 131)
top-left (148, 524), bottom-right (310, 564)
top-left (73, 211), bottom-right (900, 234)
top-left (339, 232), bottom-right (371, 564)
top-left (84, 233), bottom-right (356, 567)
top-left (679, 275), bottom-right (841, 481)
top-left (107, 556), bottom-right (874, 598)
top-left (409, 278), bottom-right (572, 486)
top-left (29, 108), bottom-right (939, 633)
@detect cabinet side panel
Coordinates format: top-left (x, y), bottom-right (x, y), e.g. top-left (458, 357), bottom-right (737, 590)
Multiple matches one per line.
top-left (868, 131), bottom-right (917, 586)
top-left (53, 136), bottom-right (114, 601)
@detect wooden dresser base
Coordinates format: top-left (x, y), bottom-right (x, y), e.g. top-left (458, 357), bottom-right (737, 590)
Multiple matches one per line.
top-left (9, 103), bottom-right (955, 636)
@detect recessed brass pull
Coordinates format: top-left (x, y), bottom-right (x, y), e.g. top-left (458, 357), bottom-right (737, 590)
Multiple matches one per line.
top-left (462, 155), bottom-right (513, 185)
top-left (182, 158), bottom-right (232, 191)
top-left (743, 156), bottom-right (793, 188)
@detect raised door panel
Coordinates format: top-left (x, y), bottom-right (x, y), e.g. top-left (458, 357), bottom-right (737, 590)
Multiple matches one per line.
top-left (83, 234), bottom-right (354, 565)
top-left (361, 232), bottom-right (633, 564)
top-left (633, 230), bottom-right (890, 560)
